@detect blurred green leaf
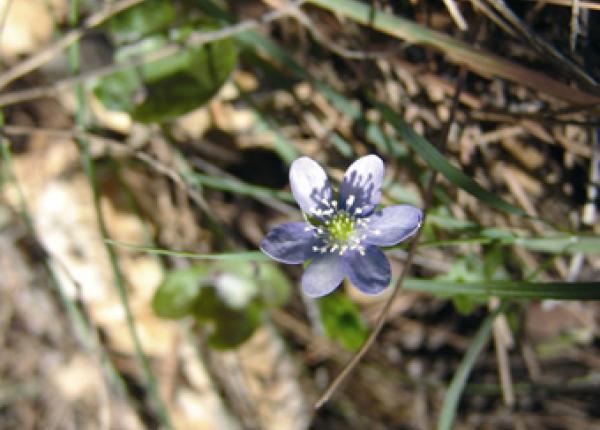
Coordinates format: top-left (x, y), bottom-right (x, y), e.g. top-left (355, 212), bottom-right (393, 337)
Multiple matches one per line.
top-left (92, 69), bottom-right (139, 112)
top-left (105, 0), bottom-right (176, 44)
top-left (97, 8), bottom-right (238, 123)
top-left (212, 271), bottom-right (258, 310)
top-left (253, 263), bottom-right (291, 308)
top-left (452, 295), bottom-right (477, 315)
top-left (152, 265), bottom-right (211, 319)
top-left (153, 260), bottom-right (289, 349)
top-left (209, 261), bottom-right (290, 309)
top-left (318, 292), bottom-right (369, 351)
top-left (483, 245), bottom-right (507, 280)
top-left (383, 182), bottom-right (422, 206)
top-left (441, 256), bottom-right (484, 283)
top-left (194, 288), bottom-right (262, 349)
top-left (438, 256), bottom-right (486, 314)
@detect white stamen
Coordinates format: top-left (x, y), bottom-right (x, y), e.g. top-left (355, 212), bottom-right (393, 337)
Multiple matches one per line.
top-left (330, 244), bottom-right (339, 253)
top-left (346, 194), bottom-right (355, 209)
top-left (356, 219), bottom-right (367, 227)
top-left (339, 245), bottom-right (348, 255)
top-left (331, 200), bottom-right (338, 208)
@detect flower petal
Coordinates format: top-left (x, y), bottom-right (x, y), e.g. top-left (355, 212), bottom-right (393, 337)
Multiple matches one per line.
top-left (339, 155), bottom-right (384, 215)
top-left (302, 253), bottom-right (346, 297)
top-left (260, 222), bottom-right (317, 264)
top-left (344, 246), bottom-right (391, 295)
top-left (363, 205), bottom-right (422, 247)
top-left (289, 156), bottom-right (333, 216)
top-left (363, 205), bottom-right (423, 246)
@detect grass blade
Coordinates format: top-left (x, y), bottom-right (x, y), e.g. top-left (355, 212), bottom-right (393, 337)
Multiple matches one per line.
top-left (68, 2), bottom-right (172, 427)
top-left (437, 306), bottom-right (504, 430)
top-left (106, 240), bottom-right (270, 261)
top-left (419, 233), bottom-right (600, 254)
top-left (504, 235), bottom-right (600, 254)
top-left (403, 279), bottom-right (600, 300)
top-left (1, 121), bottom-right (132, 416)
top-left (376, 101), bottom-right (530, 217)
top-left (306, 0), bottom-right (600, 106)
top-left (191, 172), bottom-right (295, 202)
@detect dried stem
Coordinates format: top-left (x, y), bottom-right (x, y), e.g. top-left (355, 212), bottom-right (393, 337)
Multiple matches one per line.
top-left (0, 0), bottom-right (305, 107)
top-left (0, 0), bottom-right (146, 89)
top-left (314, 68), bottom-right (469, 409)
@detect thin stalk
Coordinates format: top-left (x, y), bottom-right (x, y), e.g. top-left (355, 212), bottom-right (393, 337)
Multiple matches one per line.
top-left (314, 67), bottom-right (469, 409)
top-left (436, 304), bottom-right (508, 430)
top-left (106, 240), bottom-right (269, 261)
top-left (67, 1), bottom-right (172, 427)
top-left (0, 130), bottom-right (130, 411)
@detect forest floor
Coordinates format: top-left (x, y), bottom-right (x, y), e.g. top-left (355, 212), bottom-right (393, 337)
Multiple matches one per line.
top-left (0, 0), bottom-right (599, 429)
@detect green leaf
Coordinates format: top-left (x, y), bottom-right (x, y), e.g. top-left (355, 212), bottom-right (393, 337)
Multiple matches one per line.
top-left (318, 292), bottom-right (369, 351)
top-left (96, 19), bottom-right (238, 123)
top-left (438, 255), bottom-right (486, 314)
top-left (452, 295), bottom-right (478, 315)
top-left (153, 260), bottom-right (288, 349)
top-left (105, 0), bottom-right (176, 44)
top-left (209, 261), bottom-right (290, 309)
top-left (131, 72), bottom-right (211, 122)
top-left (152, 265), bottom-right (211, 319)
top-left (375, 101), bottom-right (530, 218)
top-left (253, 263), bottom-right (291, 308)
top-left (138, 37), bottom-right (237, 122)
top-left (212, 271), bottom-right (258, 309)
top-left (404, 279), bottom-right (600, 300)
top-left (383, 182), bottom-right (422, 206)
top-left (92, 68), bottom-right (139, 112)
top-left (194, 288), bottom-right (261, 349)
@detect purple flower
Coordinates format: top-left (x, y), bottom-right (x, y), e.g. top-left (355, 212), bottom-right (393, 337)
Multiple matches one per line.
top-left (260, 155), bottom-right (422, 298)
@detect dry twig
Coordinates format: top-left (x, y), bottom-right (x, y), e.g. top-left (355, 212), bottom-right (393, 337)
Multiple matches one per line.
top-left (0, 0), bottom-right (146, 89)
top-left (0, 0), bottom-right (305, 107)
top-left (314, 67), bottom-right (469, 409)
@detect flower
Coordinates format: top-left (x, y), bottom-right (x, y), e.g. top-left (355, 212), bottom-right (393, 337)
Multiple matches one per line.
top-left (260, 155), bottom-right (422, 298)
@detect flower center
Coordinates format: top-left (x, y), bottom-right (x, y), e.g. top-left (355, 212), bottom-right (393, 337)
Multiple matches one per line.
top-left (306, 195), bottom-right (371, 256)
top-left (327, 213), bottom-right (355, 242)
